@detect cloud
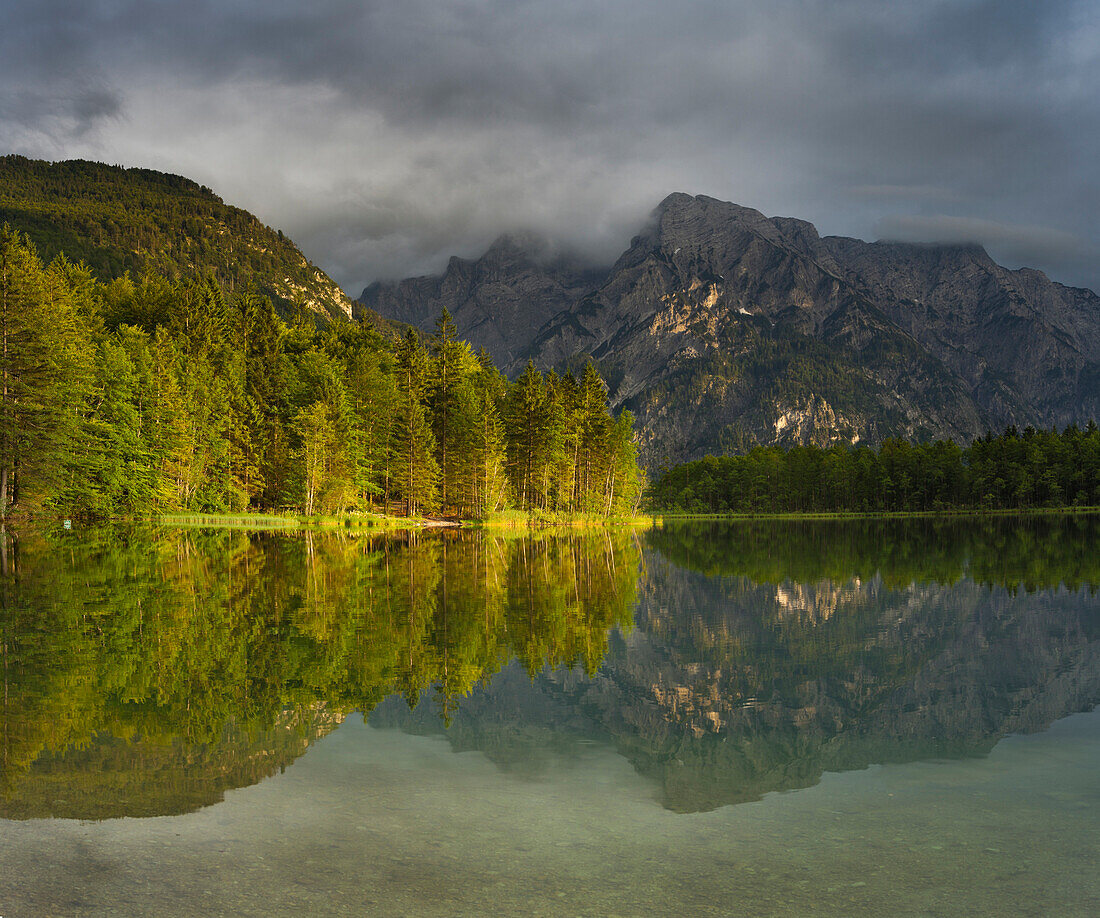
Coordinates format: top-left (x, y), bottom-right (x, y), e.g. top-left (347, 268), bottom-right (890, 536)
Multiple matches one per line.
top-left (875, 213), bottom-right (1097, 280)
top-left (0, 0), bottom-right (1098, 294)
top-left (850, 185), bottom-right (962, 203)
top-left (0, 86), bottom-right (122, 155)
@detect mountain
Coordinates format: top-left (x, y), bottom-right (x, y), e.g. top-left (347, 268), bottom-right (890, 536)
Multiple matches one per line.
top-left (0, 155), bottom-right (354, 322)
top-left (527, 194), bottom-right (987, 466)
top-left (358, 231), bottom-right (606, 365)
top-left (360, 193), bottom-right (1100, 466)
top-left (816, 235), bottom-right (1100, 425)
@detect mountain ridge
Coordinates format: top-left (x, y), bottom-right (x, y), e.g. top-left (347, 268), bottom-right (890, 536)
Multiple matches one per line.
top-left (360, 193), bottom-right (1100, 466)
top-left (359, 231), bottom-right (606, 365)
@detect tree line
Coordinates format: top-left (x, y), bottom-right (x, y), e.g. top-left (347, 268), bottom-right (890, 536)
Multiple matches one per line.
top-left (0, 227), bottom-right (642, 519)
top-left (647, 425), bottom-right (1100, 514)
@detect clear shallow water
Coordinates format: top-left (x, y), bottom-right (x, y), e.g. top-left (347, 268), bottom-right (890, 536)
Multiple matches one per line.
top-left (4, 711), bottom-right (1099, 917)
top-left (2, 518), bottom-right (1100, 915)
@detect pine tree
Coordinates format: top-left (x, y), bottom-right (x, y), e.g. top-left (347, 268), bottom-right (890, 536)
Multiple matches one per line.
top-left (471, 349), bottom-right (508, 516)
top-left (294, 401), bottom-right (332, 515)
top-left (578, 361), bottom-right (610, 512)
top-left (290, 350), bottom-right (355, 515)
top-left (540, 370), bottom-right (568, 510)
top-left (556, 370), bottom-right (582, 510)
top-left (146, 326), bottom-right (194, 510)
top-left (81, 333), bottom-right (160, 512)
top-left (392, 330), bottom-right (438, 516)
top-left (604, 410), bottom-right (642, 515)
top-left (242, 293), bottom-right (285, 507)
top-left (0, 228), bottom-right (94, 515)
top-left (341, 328), bottom-right (397, 510)
top-left (429, 308), bottom-right (482, 514)
top-left (505, 361), bottom-right (548, 510)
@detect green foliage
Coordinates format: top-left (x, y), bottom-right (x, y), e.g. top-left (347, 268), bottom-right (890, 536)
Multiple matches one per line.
top-left (392, 329), bottom-right (439, 516)
top-left (0, 227), bottom-right (95, 514)
top-left (503, 360), bottom-right (639, 515)
top-left (0, 155), bottom-right (350, 322)
top-left (0, 222), bottom-right (644, 521)
top-left (648, 425), bottom-right (1100, 515)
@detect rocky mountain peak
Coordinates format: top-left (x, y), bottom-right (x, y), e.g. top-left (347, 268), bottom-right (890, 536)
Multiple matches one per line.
top-left (655, 194), bottom-right (784, 246)
top-left (650, 194), bottom-right (757, 245)
top-left (356, 230), bottom-right (607, 366)
top-left (361, 191), bottom-right (1100, 467)
top-left (483, 230), bottom-right (549, 260)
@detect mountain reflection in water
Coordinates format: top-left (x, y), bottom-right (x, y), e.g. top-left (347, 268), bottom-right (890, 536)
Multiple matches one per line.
top-left (2, 517), bottom-right (1100, 818)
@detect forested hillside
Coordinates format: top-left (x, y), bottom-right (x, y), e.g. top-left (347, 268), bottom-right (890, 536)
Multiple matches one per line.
top-left (0, 156), bottom-right (354, 322)
top-left (0, 227), bottom-right (642, 520)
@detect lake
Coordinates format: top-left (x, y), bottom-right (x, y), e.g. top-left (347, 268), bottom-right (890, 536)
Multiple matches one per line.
top-left (2, 518), bottom-right (1099, 916)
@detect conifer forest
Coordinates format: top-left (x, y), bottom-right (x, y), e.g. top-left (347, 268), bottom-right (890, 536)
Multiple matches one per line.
top-left (0, 226), bottom-right (643, 520)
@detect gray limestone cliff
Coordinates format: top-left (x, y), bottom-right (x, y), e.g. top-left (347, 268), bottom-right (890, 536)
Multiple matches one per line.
top-left (358, 232), bottom-right (606, 366)
top-left (359, 194), bottom-right (1100, 466)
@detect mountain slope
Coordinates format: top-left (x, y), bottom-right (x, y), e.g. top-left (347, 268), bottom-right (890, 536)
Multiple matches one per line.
top-left (816, 235), bottom-right (1100, 426)
top-left (358, 232), bottom-right (606, 365)
top-left (361, 193), bottom-right (1100, 466)
top-left (529, 194), bottom-right (993, 464)
top-left (0, 155), bottom-right (354, 322)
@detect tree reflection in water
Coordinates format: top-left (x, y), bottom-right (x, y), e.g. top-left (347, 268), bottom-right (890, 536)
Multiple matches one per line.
top-left (0, 526), bottom-right (638, 817)
top-left (3, 516), bottom-right (1100, 818)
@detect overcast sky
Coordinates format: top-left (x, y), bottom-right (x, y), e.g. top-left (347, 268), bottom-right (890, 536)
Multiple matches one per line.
top-left (2, 0), bottom-right (1098, 295)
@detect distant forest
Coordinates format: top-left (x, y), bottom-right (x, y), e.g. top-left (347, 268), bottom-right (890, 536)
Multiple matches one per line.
top-left (647, 427), bottom-right (1100, 514)
top-left (0, 227), bottom-right (642, 519)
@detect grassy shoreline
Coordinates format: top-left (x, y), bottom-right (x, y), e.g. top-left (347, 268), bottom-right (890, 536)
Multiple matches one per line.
top-left (33, 506), bottom-right (1100, 534)
top-left (155, 510), bottom-right (655, 532)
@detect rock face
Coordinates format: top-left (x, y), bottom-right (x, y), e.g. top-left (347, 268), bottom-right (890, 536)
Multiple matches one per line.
top-left (359, 232), bottom-right (606, 366)
top-left (816, 236), bottom-right (1100, 427)
top-left (360, 193), bottom-right (1100, 465)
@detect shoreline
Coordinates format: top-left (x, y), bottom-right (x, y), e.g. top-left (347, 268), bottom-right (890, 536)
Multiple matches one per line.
top-left (15, 506), bottom-right (1100, 534)
top-left (149, 511), bottom-right (655, 533)
top-left (651, 506), bottom-right (1100, 521)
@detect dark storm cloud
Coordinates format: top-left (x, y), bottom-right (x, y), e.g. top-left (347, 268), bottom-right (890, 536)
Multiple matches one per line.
top-left (1, 0), bottom-right (1097, 293)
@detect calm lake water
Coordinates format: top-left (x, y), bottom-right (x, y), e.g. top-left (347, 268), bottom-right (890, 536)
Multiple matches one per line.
top-left (2, 518), bottom-right (1099, 916)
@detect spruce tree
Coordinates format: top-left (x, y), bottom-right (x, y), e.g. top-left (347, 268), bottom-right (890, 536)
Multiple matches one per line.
top-left (505, 361), bottom-right (548, 509)
top-left (0, 228), bottom-right (94, 515)
top-left (471, 349), bottom-right (508, 516)
top-left (242, 293), bottom-right (285, 507)
top-left (578, 361), bottom-right (610, 511)
top-left (392, 330), bottom-right (438, 516)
